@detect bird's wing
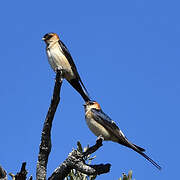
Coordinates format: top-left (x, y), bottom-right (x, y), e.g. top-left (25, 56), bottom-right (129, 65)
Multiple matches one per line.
top-left (91, 108), bottom-right (145, 152)
top-left (59, 40), bottom-right (77, 72)
top-left (91, 108), bottom-right (125, 138)
top-left (59, 40), bottom-right (89, 95)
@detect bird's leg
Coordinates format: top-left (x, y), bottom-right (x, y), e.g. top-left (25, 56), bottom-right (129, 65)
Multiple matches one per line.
top-left (55, 67), bottom-right (65, 79)
top-left (82, 137), bottom-right (104, 157)
top-left (96, 135), bottom-right (104, 143)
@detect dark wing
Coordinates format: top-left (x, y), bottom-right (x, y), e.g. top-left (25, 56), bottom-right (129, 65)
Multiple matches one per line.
top-left (59, 40), bottom-right (89, 95)
top-left (91, 108), bottom-right (123, 138)
top-left (91, 108), bottom-right (145, 152)
top-left (59, 40), bottom-right (78, 73)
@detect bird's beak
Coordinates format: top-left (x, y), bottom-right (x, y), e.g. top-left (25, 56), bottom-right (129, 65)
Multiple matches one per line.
top-left (42, 37), bottom-right (45, 41)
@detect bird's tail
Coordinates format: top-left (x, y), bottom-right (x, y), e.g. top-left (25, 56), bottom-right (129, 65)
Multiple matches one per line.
top-left (68, 79), bottom-right (90, 102)
top-left (118, 139), bottom-right (161, 170)
top-left (137, 150), bottom-right (162, 170)
top-left (78, 77), bottom-right (90, 99)
top-left (132, 144), bottom-right (145, 152)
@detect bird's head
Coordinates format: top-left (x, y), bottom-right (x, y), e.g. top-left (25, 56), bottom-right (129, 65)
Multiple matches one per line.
top-left (42, 32), bottom-right (60, 45)
top-left (83, 101), bottom-right (101, 111)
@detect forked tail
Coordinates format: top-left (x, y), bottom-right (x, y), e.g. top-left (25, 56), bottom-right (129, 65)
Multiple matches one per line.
top-left (118, 138), bottom-right (161, 170)
top-left (69, 79), bottom-right (90, 102)
top-left (137, 150), bottom-right (162, 170)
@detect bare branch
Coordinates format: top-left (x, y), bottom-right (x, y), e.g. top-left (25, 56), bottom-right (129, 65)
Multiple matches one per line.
top-left (48, 138), bottom-right (111, 180)
top-left (28, 176), bottom-right (32, 180)
top-left (0, 165), bottom-right (7, 180)
top-left (36, 70), bottom-right (63, 180)
top-left (9, 162), bottom-right (27, 180)
top-left (83, 136), bottom-right (103, 157)
top-left (88, 164), bottom-right (111, 175)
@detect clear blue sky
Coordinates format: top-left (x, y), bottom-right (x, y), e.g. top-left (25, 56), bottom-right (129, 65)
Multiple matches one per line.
top-left (0, 0), bottom-right (179, 179)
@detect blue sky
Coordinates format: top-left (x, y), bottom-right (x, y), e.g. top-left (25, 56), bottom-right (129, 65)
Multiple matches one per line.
top-left (0, 0), bottom-right (179, 179)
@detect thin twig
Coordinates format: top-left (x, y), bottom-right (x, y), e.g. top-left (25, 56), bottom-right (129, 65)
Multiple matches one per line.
top-left (9, 162), bottom-right (27, 180)
top-left (48, 138), bottom-right (111, 180)
top-left (0, 165), bottom-right (7, 180)
top-left (83, 136), bottom-right (103, 157)
top-left (36, 70), bottom-right (63, 180)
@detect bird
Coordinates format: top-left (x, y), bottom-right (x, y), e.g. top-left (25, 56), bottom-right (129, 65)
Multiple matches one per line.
top-left (84, 101), bottom-right (161, 170)
top-left (42, 32), bottom-right (90, 102)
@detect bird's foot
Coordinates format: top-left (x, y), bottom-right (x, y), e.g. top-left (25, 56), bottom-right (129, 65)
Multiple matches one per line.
top-left (55, 67), bottom-right (65, 79)
top-left (55, 66), bottom-right (63, 73)
top-left (96, 135), bottom-right (104, 145)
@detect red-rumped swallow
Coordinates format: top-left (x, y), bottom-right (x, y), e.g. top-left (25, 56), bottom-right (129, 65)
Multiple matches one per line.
top-left (42, 32), bottom-right (90, 102)
top-left (84, 101), bottom-right (161, 170)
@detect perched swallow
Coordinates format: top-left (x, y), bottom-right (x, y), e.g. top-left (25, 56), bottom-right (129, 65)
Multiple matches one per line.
top-left (84, 101), bottom-right (161, 170)
top-left (42, 32), bottom-right (90, 102)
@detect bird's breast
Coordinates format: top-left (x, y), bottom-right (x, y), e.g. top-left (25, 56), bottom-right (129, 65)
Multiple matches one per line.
top-left (85, 111), bottom-right (111, 140)
top-left (46, 46), bottom-right (75, 80)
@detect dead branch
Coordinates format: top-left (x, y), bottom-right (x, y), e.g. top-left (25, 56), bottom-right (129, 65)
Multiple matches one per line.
top-left (9, 162), bottom-right (27, 180)
top-left (48, 138), bottom-right (111, 180)
top-left (36, 70), bottom-right (63, 180)
top-left (0, 165), bottom-right (7, 180)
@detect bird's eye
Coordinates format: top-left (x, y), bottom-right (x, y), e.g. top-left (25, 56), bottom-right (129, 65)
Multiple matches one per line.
top-left (44, 34), bottom-right (53, 40)
top-left (89, 101), bottom-right (95, 105)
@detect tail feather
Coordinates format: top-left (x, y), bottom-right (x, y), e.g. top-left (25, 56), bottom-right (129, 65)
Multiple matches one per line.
top-left (138, 150), bottom-right (162, 170)
top-left (68, 79), bottom-right (90, 102)
top-left (118, 138), bottom-right (161, 170)
top-left (130, 142), bottom-right (161, 170)
top-left (132, 144), bottom-right (145, 152)
top-left (79, 78), bottom-right (90, 98)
